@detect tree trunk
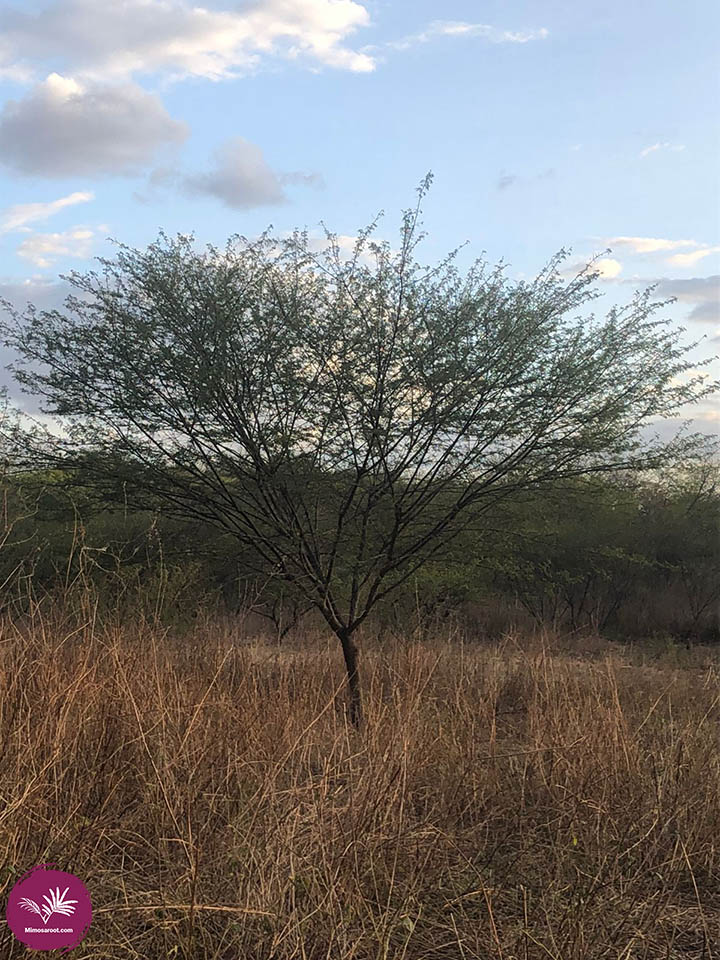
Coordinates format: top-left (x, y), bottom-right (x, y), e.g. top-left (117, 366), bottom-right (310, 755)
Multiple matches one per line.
top-left (337, 628), bottom-right (362, 727)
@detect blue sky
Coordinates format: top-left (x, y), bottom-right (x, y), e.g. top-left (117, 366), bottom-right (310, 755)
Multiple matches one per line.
top-left (0, 0), bottom-right (718, 429)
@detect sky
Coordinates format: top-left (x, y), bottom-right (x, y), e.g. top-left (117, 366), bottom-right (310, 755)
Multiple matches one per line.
top-left (0, 0), bottom-right (718, 433)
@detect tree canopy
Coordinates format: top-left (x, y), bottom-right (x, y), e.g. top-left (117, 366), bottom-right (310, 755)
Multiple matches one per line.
top-left (1, 183), bottom-right (716, 722)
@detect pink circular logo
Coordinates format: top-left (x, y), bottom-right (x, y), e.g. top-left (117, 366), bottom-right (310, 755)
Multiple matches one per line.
top-left (6, 864), bottom-right (92, 952)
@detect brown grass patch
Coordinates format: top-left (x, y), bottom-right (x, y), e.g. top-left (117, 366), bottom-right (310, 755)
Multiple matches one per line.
top-left (1, 614), bottom-right (719, 958)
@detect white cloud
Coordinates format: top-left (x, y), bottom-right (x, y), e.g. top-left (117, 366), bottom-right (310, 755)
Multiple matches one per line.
top-left (0, 73), bottom-right (187, 177)
top-left (387, 19), bottom-right (549, 51)
top-left (16, 225), bottom-right (103, 267)
top-left (0, 2), bottom-right (373, 184)
top-left (561, 257), bottom-right (623, 281)
top-left (0, 191), bottom-right (94, 234)
top-left (667, 246), bottom-right (720, 268)
top-left (639, 142), bottom-right (686, 158)
top-left (0, 62), bottom-right (34, 84)
top-left (606, 236), bottom-right (697, 255)
top-left (593, 257), bottom-right (622, 279)
top-left (183, 137), bottom-right (286, 209)
top-left (602, 236), bottom-right (720, 270)
top-left (272, 231), bottom-right (386, 266)
top-left (307, 232), bottom-right (384, 266)
top-left (0, 0), bottom-right (375, 83)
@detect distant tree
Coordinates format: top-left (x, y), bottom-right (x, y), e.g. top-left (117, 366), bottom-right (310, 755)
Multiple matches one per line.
top-left (487, 477), bottom-right (653, 631)
top-left (640, 461), bottom-right (720, 636)
top-left (1, 180), bottom-right (716, 723)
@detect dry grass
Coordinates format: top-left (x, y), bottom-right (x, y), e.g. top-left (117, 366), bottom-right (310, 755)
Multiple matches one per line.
top-left (1, 609), bottom-right (720, 958)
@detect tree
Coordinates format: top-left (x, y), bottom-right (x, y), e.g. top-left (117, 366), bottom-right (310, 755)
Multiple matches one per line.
top-left (486, 477), bottom-right (654, 632)
top-left (639, 461), bottom-right (720, 637)
top-left (1, 181), bottom-right (716, 723)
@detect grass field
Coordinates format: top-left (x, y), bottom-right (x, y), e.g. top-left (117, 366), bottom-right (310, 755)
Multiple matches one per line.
top-left (1, 610), bottom-right (719, 958)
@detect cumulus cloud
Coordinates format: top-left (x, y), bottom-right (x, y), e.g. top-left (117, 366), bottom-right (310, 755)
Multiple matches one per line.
top-left (639, 142), bottom-right (686, 158)
top-left (590, 257), bottom-right (622, 279)
top-left (654, 275), bottom-right (720, 324)
top-left (0, 190), bottom-right (93, 234)
top-left (562, 257), bottom-right (623, 281)
top-left (183, 138), bottom-right (287, 209)
top-left (16, 225), bottom-right (103, 267)
top-left (0, 73), bottom-right (186, 178)
top-left (0, 73), bottom-right (187, 177)
top-left (387, 19), bottom-right (549, 51)
top-left (0, 2), bottom-right (370, 183)
top-left (0, 0), bottom-right (374, 82)
top-left (301, 232), bottom-right (384, 266)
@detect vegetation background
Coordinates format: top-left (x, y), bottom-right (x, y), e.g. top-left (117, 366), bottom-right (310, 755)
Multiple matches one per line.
top-left (0, 459), bottom-right (718, 646)
top-left (0, 201), bottom-right (717, 958)
top-left (0, 455), bottom-right (718, 957)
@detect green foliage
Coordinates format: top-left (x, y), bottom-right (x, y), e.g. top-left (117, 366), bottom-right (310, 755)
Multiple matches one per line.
top-left (0, 463), bottom-right (715, 640)
top-left (0, 184), bottom-right (716, 650)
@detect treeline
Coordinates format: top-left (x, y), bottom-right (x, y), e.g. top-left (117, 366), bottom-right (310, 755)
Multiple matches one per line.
top-left (0, 461), bottom-right (718, 641)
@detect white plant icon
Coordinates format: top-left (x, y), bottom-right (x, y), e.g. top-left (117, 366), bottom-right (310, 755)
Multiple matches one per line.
top-left (19, 886), bottom-right (78, 925)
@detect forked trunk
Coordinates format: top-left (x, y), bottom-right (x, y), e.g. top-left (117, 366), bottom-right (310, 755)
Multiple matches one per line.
top-left (337, 628), bottom-right (362, 727)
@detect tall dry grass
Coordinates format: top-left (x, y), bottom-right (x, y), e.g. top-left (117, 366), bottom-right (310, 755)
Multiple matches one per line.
top-left (1, 606), bottom-right (719, 958)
